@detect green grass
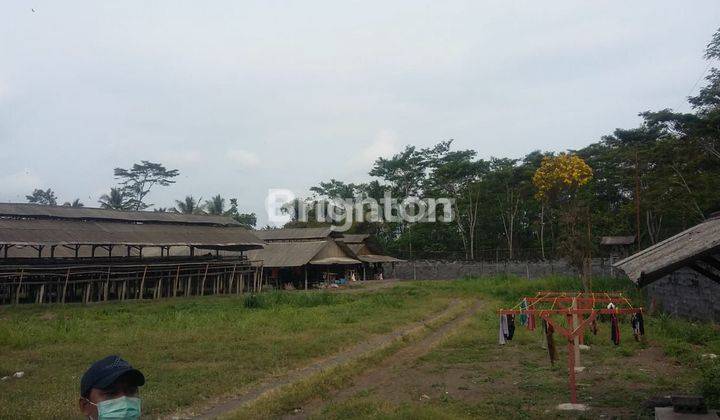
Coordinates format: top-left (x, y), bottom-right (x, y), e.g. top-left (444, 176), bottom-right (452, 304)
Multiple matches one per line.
top-left (0, 287), bottom-right (452, 419)
top-left (1, 276), bottom-right (718, 419)
top-left (312, 276), bottom-right (719, 418)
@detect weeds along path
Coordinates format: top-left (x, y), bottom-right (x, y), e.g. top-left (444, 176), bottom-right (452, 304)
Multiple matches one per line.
top-left (191, 297), bottom-right (477, 419)
top-left (283, 299), bottom-right (484, 419)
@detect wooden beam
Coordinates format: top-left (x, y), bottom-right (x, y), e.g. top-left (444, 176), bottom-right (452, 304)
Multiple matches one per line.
top-left (700, 256), bottom-right (720, 272)
top-left (688, 262), bottom-right (720, 285)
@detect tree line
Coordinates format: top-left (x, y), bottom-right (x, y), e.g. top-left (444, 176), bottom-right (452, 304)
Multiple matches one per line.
top-left (291, 28), bottom-right (720, 262)
top-left (25, 161), bottom-right (257, 228)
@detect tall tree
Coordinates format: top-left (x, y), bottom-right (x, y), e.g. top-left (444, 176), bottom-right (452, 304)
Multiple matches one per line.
top-left (62, 199), bottom-right (84, 208)
top-left (26, 188), bottom-right (57, 205)
top-left (174, 196), bottom-right (204, 214)
top-left (114, 161), bottom-right (179, 211)
top-left (225, 198), bottom-right (258, 228)
top-left (205, 195), bottom-right (226, 215)
top-left (98, 188), bottom-right (130, 210)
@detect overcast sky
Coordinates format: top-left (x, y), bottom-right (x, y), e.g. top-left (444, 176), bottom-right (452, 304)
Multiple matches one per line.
top-left (1, 1), bottom-right (719, 225)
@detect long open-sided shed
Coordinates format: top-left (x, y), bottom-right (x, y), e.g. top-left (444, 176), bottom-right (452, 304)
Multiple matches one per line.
top-left (614, 215), bottom-right (720, 320)
top-left (0, 203), bottom-right (265, 305)
top-left (337, 234), bottom-right (402, 280)
top-left (247, 227), bottom-right (361, 289)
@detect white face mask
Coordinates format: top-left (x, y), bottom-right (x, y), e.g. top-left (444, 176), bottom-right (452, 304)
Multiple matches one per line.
top-left (85, 396), bottom-right (142, 419)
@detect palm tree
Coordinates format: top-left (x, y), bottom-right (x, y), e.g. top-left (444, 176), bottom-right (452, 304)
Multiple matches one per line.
top-left (174, 196), bottom-right (205, 214)
top-left (205, 194), bottom-right (225, 215)
top-left (98, 188), bottom-right (129, 210)
top-left (62, 198), bottom-right (84, 208)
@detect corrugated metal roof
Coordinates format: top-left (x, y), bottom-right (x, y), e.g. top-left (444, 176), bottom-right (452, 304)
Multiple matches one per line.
top-left (0, 218), bottom-right (264, 250)
top-left (600, 236), bottom-right (636, 246)
top-left (245, 241), bottom-right (328, 267)
top-left (614, 217), bottom-right (720, 285)
top-left (254, 227), bottom-right (335, 241)
top-left (0, 203), bottom-right (239, 226)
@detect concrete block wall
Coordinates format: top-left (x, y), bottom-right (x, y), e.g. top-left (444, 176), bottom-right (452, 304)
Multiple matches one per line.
top-left (384, 259), bottom-right (613, 281)
top-left (645, 268), bottom-right (720, 322)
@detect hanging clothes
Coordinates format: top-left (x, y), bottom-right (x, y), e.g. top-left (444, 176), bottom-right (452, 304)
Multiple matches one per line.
top-left (543, 319), bottom-right (557, 365)
top-left (506, 314), bottom-right (516, 341)
top-left (528, 313), bottom-right (536, 331)
top-left (610, 313), bottom-right (621, 345)
top-left (519, 298), bottom-right (528, 326)
top-left (498, 315), bottom-right (509, 345)
top-left (631, 312), bottom-right (645, 341)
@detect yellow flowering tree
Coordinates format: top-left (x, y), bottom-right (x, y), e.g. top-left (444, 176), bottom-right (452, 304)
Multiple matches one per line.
top-left (533, 153), bottom-right (594, 289)
top-left (532, 153), bottom-right (593, 203)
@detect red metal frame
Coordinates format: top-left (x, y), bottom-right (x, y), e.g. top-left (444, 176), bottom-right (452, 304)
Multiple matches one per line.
top-left (499, 291), bottom-right (643, 404)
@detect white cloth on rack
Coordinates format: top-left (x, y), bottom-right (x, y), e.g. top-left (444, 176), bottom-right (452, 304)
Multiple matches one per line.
top-left (498, 315), bottom-right (509, 345)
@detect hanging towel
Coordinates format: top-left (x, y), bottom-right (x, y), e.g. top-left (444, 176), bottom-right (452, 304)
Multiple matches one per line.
top-left (528, 313), bottom-right (536, 331)
top-left (610, 314), bottom-right (620, 345)
top-left (544, 320), bottom-right (557, 365)
top-left (498, 315), bottom-right (509, 345)
top-left (506, 315), bottom-right (516, 341)
top-left (631, 312), bottom-right (645, 341)
top-left (519, 299), bottom-right (528, 326)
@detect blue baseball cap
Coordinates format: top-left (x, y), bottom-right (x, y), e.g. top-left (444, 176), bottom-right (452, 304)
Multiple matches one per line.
top-left (80, 355), bottom-right (145, 397)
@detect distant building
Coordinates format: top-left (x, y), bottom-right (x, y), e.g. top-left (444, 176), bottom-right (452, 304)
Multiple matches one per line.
top-left (614, 215), bottom-right (720, 321)
top-left (248, 228), bottom-right (400, 289)
top-left (0, 203), bottom-right (264, 304)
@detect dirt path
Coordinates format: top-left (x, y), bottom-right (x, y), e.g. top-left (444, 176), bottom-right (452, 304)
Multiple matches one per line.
top-left (191, 297), bottom-right (476, 419)
top-left (282, 299), bottom-right (484, 419)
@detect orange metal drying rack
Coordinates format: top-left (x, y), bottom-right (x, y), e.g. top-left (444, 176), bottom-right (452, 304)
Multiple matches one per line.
top-left (498, 291), bottom-right (643, 404)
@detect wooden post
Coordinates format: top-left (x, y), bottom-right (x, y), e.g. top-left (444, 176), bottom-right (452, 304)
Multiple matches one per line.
top-left (139, 266), bottom-right (148, 300)
top-left (84, 282), bottom-right (91, 304)
top-left (200, 263), bottom-right (209, 296)
top-left (62, 268), bottom-right (71, 303)
top-left (304, 265), bottom-right (308, 290)
top-left (15, 269), bottom-right (24, 305)
top-left (104, 267), bottom-right (111, 301)
top-left (173, 265), bottom-right (180, 297)
top-left (38, 284), bottom-right (45, 304)
top-left (565, 313), bottom-right (578, 404)
top-left (571, 298), bottom-right (581, 367)
top-left (229, 264), bottom-right (237, 294)
top-left (121, 279), bottom-right (127, 301)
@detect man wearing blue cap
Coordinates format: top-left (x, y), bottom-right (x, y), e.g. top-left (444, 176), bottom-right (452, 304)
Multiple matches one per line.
top-left (78, 355), bottom-right (145, 419)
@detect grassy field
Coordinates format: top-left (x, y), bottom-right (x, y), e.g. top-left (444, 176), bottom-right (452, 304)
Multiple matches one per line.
top-left (0, 285), bottom-right (453, 419)
top-left (1, 276), bottom-right (719, 419)
top-left (307, 277), bottom-right (720, 419)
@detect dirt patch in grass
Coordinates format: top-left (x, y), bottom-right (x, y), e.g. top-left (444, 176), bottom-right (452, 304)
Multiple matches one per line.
top-left (283, 300), bottom-right (484, 419)
top-left (309, 301), bottom-right (699, 419)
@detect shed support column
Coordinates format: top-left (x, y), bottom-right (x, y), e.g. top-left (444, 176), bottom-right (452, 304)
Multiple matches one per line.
top-left (200, 264), bottom-right (209, 296)
top-left (173, 265), bottom-right (180, 297)
top-left (62, 268), bottom-right (71, 304)
top-left (229, 264), bottom-right (237, 294)
top-left (305, 265), bottom-right (308, 290)
top-left (15, 269), bottom-right (24, 305)
top-left (139, 266), bottom-right (148, 300)
top-left (104, 267), bottom-right (111, 301)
